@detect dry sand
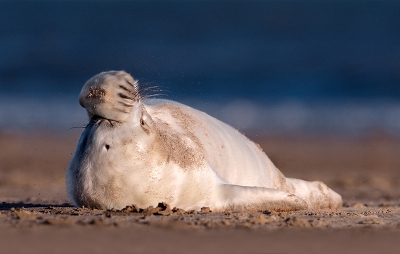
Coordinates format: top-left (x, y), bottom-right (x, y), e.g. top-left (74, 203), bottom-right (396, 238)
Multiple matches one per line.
top-left (0, 130), bottom-right (400, 253)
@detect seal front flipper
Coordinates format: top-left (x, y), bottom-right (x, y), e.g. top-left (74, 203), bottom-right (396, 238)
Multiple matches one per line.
top-left (215, 184), bottom-right (308, 212)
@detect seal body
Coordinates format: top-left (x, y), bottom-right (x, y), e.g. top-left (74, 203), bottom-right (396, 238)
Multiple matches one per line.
top-left (67, 71), bottom-right (342, 211)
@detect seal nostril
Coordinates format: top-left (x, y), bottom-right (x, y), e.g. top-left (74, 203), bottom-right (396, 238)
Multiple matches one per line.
top-left (105, 144), bottom-right (110, 150)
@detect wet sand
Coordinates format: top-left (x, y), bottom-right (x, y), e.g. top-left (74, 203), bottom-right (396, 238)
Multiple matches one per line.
top-left (0, 131), bottom-right (399, 253)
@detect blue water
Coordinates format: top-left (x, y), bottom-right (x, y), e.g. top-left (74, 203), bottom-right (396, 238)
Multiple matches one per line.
top-left (1, 0), bottom-right (400, 135)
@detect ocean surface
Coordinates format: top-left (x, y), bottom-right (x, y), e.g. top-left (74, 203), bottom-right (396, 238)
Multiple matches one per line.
top-left (1, 0), bottom-right (400, 136)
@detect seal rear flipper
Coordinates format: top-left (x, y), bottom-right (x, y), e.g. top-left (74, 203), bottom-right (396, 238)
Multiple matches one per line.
top-left (214, 184), bottom-right (308, 212)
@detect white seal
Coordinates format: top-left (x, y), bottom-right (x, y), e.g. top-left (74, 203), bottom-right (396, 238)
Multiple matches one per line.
top-left (67, 71), bottom-right (342, 211)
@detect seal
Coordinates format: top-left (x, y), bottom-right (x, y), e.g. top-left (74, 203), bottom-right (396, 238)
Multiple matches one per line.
top-left (67, 70), bottom-right (342, 211)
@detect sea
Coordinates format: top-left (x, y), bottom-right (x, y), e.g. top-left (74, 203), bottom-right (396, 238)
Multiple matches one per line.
top-left (1, 0), bottom-right (400, 136)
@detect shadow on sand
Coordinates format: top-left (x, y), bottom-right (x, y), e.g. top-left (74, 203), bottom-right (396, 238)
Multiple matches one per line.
top-left (0, 202), bottom-right (72, 211)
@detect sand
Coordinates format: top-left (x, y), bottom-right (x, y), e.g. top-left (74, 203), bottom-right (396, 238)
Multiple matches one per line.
top-left (0, 130), bottom-right (400, 253)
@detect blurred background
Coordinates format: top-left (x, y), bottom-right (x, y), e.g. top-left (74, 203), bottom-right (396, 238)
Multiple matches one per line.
top-left (1, 0), bottom-right (400, 136)
top-left (1, 0), bottom-right (400, 206)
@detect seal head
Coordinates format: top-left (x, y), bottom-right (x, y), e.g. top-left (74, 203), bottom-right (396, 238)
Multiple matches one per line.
top-left (79, 71), bottom-right (139, 122)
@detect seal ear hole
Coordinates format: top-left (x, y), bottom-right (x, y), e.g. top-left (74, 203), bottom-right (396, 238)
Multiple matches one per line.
top-left (105, 144), bottom-right (110, 150)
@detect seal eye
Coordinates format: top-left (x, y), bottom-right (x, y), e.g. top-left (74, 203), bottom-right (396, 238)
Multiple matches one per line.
top-left (105, 144), bottom-right (110, 150)
top-left (140, 118), bottom-right (150, 135)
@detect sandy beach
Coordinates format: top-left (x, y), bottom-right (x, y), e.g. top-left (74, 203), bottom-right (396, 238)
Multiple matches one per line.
top-left (1, 131), bottom-right (399, 253)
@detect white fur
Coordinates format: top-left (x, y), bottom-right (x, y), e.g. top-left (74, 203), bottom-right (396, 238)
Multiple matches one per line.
top-left (67, 71), bottom-right (342, 211)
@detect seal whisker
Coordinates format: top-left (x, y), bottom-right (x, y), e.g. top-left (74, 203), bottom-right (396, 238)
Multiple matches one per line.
top-left (139, 85), bottom-right (161, 93)
top-left (140, 93), bottom-right (166, 100)
top-left (137, 83), bottom-right (167, 100)
top-left (66, 125), bottom-right (89, 131)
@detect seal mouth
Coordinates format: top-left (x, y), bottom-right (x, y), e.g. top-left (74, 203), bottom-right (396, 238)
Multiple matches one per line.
top-left (90, 115), bottom-right (119, 127)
